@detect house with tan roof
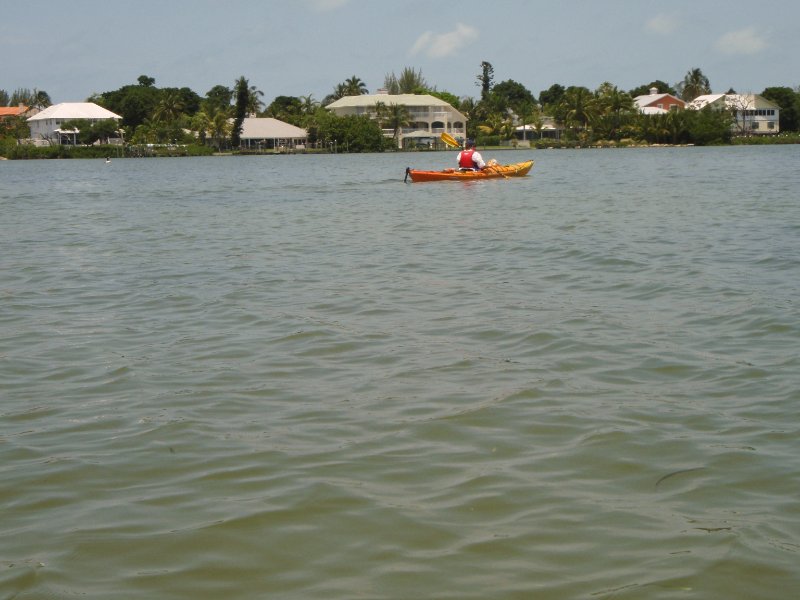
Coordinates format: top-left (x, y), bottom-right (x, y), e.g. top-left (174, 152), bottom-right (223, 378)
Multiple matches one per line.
top-left (27, 102), bottom-right (122, 144)
top-left (238, 117), bottom-right (308, 151)
top-left (326, 92), bottom-right (467, 148)
top-left (687, 94), bottom-right (780, 135)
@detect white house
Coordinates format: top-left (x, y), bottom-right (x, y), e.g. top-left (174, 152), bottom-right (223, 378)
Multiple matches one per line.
top-left (326, 92), bottom-right (467, 148)
top-left (514, 116), bottom-right (563, 142)
top-left (27, 102), bottom-right (122, 144)
top-left (687, 94), bottom-right (780, 135)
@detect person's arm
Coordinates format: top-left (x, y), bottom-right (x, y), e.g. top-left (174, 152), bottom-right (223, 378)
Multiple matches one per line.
top-left (473, 151), bottom-right (486, 169)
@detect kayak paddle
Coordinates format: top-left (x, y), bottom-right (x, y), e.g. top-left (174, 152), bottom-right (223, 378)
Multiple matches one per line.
top-left (440, 132), bottom-right (461, 148)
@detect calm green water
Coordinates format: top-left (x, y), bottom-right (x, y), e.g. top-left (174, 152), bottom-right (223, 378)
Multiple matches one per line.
top-left (1, 147), bottom-right (799, 599)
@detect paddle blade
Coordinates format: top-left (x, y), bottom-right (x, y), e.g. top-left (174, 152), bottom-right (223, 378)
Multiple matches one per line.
top-left (440, 132), bottom-right (460, 148)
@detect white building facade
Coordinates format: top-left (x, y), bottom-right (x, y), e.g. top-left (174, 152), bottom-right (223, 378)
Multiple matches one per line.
top-left (326, 92), bottom-right (467, 148)
top-left (27, 102), bottom-right (122, 144)
top-left (687, 94), bottom-right (780, 135)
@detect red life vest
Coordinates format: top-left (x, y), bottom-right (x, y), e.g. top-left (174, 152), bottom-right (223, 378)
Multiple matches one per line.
top-left (459, 149), bottom-right (477, 169)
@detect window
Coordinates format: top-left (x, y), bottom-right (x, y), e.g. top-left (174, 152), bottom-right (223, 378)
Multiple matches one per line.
top-left (751, 122), bottom-right (759, 130)
top-left (768, 121), bottom-right (775, 130)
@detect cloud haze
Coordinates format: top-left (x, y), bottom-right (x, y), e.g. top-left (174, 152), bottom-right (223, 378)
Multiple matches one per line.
top-left (3, 1), bottom-right (798, 103)
top-left (305, 0), bottom-right (350, 11)
top-left (715, 28), bottom-right (767, 55)
top-left (645, 13), bottom-right (679, 35)
top-left (409, 23), bottom-right (479, 58)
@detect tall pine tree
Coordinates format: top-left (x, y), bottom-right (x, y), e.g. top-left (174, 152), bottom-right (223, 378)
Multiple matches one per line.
top-left (231, 76), bottom-right (250, 147)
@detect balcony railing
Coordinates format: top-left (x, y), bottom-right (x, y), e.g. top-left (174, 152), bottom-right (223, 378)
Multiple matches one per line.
top-left (382, 127), bottom-right (466, 138)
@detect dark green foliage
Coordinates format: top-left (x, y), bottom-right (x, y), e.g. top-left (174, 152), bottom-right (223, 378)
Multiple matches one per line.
top-left (60, 119), bottom-right (121, 144)
top-left (684, 107), bottom-right (733, 145)
top-left (761, 86), bottom-right (800, 132)
top-left (232, 76), bottom-right (249, 147)
top-left (476, 134), bottom-right (500, 147)
top-left (3, 143), bottom-right (212, 159)
top-left (98, 84), bottom-right (160, 129)
top-left (5, 144), bottom-right (116, 159)
top-left (492, 80), bottom-right (536, 113)
top-left (167, 87), bottom-right (202, 115)
top-left (425, 90), bottom-right (462, 110)
top-left (0, 115), bottom-right (29, 139)
top-left (265, 96), bottom-right (304, 125)
top-left (309, 112), bottom-right (385, 152)
top-left (539, 84), bottom-right (565, 109)
top-left (677, 68), bottom-right (711, 101)
top-left (7, 63), bottom-right (800, 157)
top-left (205, 85), bottom-right (233, 112)
top-left (476, 61), bottom-right (494, 98)
top-left (629, 80), bottom-right (678, 97)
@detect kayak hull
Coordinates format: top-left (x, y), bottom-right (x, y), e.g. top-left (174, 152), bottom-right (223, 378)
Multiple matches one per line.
top-left (406, 160), bottom-right (533, 182)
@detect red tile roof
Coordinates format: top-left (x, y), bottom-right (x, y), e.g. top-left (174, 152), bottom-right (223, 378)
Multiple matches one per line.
top-left (0, 105), bottom-right (29, 117)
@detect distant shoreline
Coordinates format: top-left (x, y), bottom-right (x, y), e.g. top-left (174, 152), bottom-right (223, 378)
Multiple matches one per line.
top-left (2, 134), bottom-right (798, 160)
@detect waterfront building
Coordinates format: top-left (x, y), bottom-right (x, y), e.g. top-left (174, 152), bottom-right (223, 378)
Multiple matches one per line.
top-left (326, 91), bottom-right (467, 149)
top-left (687, 94), bottom-right (780, 135)
top-left (27, 102), bottom-right (122, 144)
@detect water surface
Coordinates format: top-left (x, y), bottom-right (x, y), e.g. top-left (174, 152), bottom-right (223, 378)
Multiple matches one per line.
top-left (1, 147), bottom-right (799, 598)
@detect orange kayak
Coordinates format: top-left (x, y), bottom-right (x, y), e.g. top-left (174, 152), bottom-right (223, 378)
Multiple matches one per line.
top-left (405, 160), bottom-right (533, 182)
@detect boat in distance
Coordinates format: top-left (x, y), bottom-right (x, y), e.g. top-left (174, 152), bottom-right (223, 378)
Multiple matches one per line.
top-left (404, 160), bottom-right (534, 183)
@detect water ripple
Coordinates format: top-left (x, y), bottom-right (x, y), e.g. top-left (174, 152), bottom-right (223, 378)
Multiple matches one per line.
top-left (1, 148), bottom-right (799, 598)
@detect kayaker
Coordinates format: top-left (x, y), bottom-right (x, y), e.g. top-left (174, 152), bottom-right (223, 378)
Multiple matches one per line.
top-left (457, 139), bottom-right (486, 171)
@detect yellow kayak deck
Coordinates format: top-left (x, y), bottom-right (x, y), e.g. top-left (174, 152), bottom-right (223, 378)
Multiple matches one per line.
top-left (405, 160), bottom-right (533, 182)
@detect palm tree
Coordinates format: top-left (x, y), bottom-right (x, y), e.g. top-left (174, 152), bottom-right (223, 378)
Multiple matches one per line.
top-left (132, 118), bottom-right (160, 144)
top-left (9, 88), bottom-right (48, 108)
top-left (478, 111), bottom-right (505, 137)
top-left (153, 90), bottom-right (186, 123)
top-left (191, 110), bottom-right (212, 145)
top-left (457, 97), bottom-right (479, 139)
top-left (299, 94), bottom-right (319, 117)
top-left (342, 76), bottom-right (368, 96)
top-left (208, 106), bottom-right (232, 150)
top-left (664, 110), bottom-right (687, 144)
top-left (459, 97), bottom-right (477, 119)
top-left (560, 86), bottom-right (596, 137)
top-left (500, 116), bottom-right (517, 141)
top-left (516, 101), bottom-right (541, 141)
top-left (247, 85), bottom-right (265, 115)
top-left (653, 114), bottom-right (671, 144)
top-left (379, 102), bottom-right (411, 145)
top-left (678, 68), bottom-right (711, 102)
top-left (596, 84), bottom-right (635, 140)
top-left (33, 89), bottom-right (52, 109)
top-left (332, 84), bottom-right (347, 101)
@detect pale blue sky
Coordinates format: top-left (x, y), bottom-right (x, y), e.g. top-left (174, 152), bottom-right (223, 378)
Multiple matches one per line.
top-left (3, 0), bottom-right (798, 103)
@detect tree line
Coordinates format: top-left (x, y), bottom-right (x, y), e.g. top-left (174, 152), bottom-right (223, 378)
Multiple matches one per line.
top-left (2, 65), bottom-right (800, 154)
